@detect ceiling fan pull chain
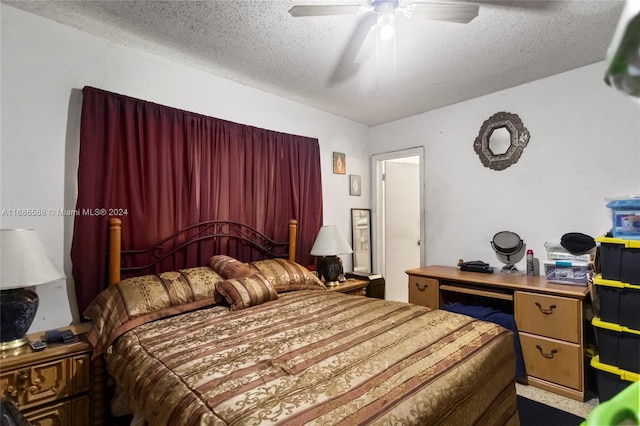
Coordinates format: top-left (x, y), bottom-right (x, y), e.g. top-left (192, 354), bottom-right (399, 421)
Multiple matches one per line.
top-left (376, 27), bottom-right (381, 90)
top-left (393, 31), bottom-right (396, 84)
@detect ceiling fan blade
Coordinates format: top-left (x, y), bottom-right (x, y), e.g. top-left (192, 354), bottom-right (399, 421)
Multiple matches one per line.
top-left (354, 24), bottom-right (376, 63)
top-left (407, 2), bottom-right (479, 23)
top-left (328, 13), bottom-right (378, 85)
top-left (288, 5), bottom-right (362, 17)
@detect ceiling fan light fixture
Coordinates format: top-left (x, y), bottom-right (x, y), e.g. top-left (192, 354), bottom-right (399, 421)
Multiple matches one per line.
top-left (377, 13), bottom-right (395, 41)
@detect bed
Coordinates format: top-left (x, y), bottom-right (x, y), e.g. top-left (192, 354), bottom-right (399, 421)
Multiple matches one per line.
top-left (84, 218), bottom-right (519, 425)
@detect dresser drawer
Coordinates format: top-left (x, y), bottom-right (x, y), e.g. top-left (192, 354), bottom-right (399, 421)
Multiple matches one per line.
top-left (22, 395), bottom-right (89, 426)
top-left (515, 291), bottom-right (580, 343)
top-left (1, 355), bottom-right (90, 410)
top-left (23, 399), bottom-right (73, 426)
top-left (520, 332), bottom-right (582, 390)
top-left (408, 276), bottom-right (439, 309)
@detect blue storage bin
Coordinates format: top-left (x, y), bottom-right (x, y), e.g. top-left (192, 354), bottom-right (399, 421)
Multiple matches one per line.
top-left (607, 198), bottom-right (640, 240)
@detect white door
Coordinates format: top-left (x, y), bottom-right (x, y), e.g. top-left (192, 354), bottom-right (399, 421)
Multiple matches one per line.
top-left (385, 161), bottom-right (420, 301)
top-left (372, 149), bottom-right (424, 302)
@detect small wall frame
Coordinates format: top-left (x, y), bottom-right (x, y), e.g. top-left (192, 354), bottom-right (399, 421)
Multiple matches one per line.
top-left (333, 152), bottom-right (346, 174)
top-left (349, 175), bottom-right (361, 196)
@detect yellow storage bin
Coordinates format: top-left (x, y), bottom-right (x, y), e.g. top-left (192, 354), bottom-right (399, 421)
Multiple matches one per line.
top-left (590, 355), bottom-right (639, 403)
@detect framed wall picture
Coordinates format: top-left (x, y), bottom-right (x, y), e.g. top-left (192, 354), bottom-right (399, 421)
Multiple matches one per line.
top-left (333, 152), bottom-right (346, 174)
top-left (350, 175), bottom-right (361, 196)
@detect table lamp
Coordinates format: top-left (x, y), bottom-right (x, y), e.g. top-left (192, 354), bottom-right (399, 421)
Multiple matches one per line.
top-left (1, 229), bottom-right (65, 350)
top-left (310, 225), bottom-right (353, 287)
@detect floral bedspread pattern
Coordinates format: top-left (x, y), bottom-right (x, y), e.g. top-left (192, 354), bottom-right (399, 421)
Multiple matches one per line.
top-left (106, 291), bottom-right (519, 425)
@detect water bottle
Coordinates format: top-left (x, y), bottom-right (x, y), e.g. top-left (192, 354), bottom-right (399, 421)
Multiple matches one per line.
top-left (526, 249), bottom-right (534, 276)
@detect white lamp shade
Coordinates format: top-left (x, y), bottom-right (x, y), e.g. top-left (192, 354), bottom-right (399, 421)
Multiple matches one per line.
top-left (310, 225), bottom-right (353, 256)
top-left (1, 229), bottom-right (65, 289)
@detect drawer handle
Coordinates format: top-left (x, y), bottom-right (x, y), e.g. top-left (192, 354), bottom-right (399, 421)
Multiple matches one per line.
top-left (415, 282), bottom-right (428, 291)
top-left (536, 345), bottom-right (558, 359)
top-left (5, 385), bottom-right (19, 398)
top-left (16, 369), bottom-right (29, 394)
top-left (535, 302), bottom-right (556, 314)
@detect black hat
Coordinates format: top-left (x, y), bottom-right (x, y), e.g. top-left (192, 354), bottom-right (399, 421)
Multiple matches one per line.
top-left (560, 233), bottom-right (596, 255)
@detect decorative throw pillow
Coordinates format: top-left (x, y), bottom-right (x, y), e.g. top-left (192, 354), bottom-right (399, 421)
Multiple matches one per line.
top-left (83, 267), bottom-right (224, 357)
top-left (216, 274), bottom-right (279, 311)
top-left (248, 258), bottom-right (326, 292)
top-left (208, 255), bottom-right (253, 279)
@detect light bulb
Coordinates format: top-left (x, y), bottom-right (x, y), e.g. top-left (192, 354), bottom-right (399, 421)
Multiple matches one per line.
top-left (379, 24), bottom-right (394, 41)
top-left (377, 13), bottom-right (395, 41)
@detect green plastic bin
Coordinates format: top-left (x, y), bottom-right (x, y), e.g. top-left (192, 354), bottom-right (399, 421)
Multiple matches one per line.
top-left (581, 381), bottom-right (639, 425)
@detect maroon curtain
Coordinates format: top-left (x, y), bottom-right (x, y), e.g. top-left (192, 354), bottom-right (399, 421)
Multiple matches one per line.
top-left (71, 87), bottom-right (323, 313)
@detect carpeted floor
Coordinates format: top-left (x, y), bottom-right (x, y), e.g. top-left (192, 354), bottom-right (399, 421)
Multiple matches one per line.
top-left (518, 395), bottom-right (585, 426)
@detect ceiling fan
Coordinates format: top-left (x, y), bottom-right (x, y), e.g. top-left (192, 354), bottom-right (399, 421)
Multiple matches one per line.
top-left (289, 0), bottom-right (479, 84)
top-left (289, 1), bottom-right (479, 45)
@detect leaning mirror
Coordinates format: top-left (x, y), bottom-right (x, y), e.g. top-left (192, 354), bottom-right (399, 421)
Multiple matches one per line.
top-left (351, 209), bottom-right (372, 273)
top-left (473, 112), bottom-right (530, 171)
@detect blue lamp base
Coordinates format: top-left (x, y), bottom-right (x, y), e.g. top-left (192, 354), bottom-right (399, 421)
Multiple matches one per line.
top-left (0, 288), bottom-right (39, 350)
top-left (318, 256), bottom-right (342, 287)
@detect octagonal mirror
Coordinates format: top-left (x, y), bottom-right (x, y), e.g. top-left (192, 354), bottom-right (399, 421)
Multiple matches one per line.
top-left (488, 127), bottom-right (511, 155)
top-left (473, 112), bottom-right (530, 171)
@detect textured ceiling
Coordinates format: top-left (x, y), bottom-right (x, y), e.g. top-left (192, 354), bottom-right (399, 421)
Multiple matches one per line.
top-left (4, 0), bottom-right (625, 126)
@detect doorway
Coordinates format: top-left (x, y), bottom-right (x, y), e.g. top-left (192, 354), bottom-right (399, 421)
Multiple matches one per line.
top-left (372, 148), bottom-right (425, 302)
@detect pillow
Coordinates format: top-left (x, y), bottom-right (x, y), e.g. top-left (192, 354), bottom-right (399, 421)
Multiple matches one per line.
top-left (216, 274), bottom-right (278, 311)
top-left (208, 255), bottom-right (253, 279)
top-left (248, 258), bottom-right (326, 292)
top-left (83, 266), bottom-right (224, 357)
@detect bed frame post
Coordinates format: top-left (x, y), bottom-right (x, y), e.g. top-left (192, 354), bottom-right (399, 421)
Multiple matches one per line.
top-left (288, 219), bottom-right (297, 263)
top-left (108, 217), bottom-right (122, 286)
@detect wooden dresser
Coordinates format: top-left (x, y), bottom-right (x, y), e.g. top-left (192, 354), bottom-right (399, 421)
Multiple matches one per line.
top-left (406, 265), bottom-right (591, 401)
top-left (0, 323), bottom-right (105, 425)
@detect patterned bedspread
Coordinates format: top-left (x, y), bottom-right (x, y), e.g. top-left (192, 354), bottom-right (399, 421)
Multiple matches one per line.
top-left (105, 291), bottom-right (519, 425)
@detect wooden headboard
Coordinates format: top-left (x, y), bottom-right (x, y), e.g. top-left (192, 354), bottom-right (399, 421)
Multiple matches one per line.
top-left (108, 217), bottom-right (298, 285)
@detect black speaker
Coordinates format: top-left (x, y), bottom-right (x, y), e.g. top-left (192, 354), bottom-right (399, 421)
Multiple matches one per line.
top-left (345, 271), bottom-right (385, 299)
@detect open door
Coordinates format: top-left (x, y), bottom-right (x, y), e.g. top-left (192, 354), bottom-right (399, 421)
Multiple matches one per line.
top-left (372, 148), bottom-right (425, 302)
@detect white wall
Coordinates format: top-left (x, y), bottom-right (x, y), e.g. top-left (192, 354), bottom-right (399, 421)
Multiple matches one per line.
top-left (0, 5), bottom-right (370, 333)
top-left (3, 5), bottom-right (637, 333)
top-left (371, 62), bottom-right (640, 271)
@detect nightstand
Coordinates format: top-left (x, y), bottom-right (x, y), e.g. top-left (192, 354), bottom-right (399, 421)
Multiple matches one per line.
top-left (345, 272), bottom-right (385, 299)
top-left (326, 278), bottom-right (368, 296)
top-left (0, 323), bottom-right (105, 425)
